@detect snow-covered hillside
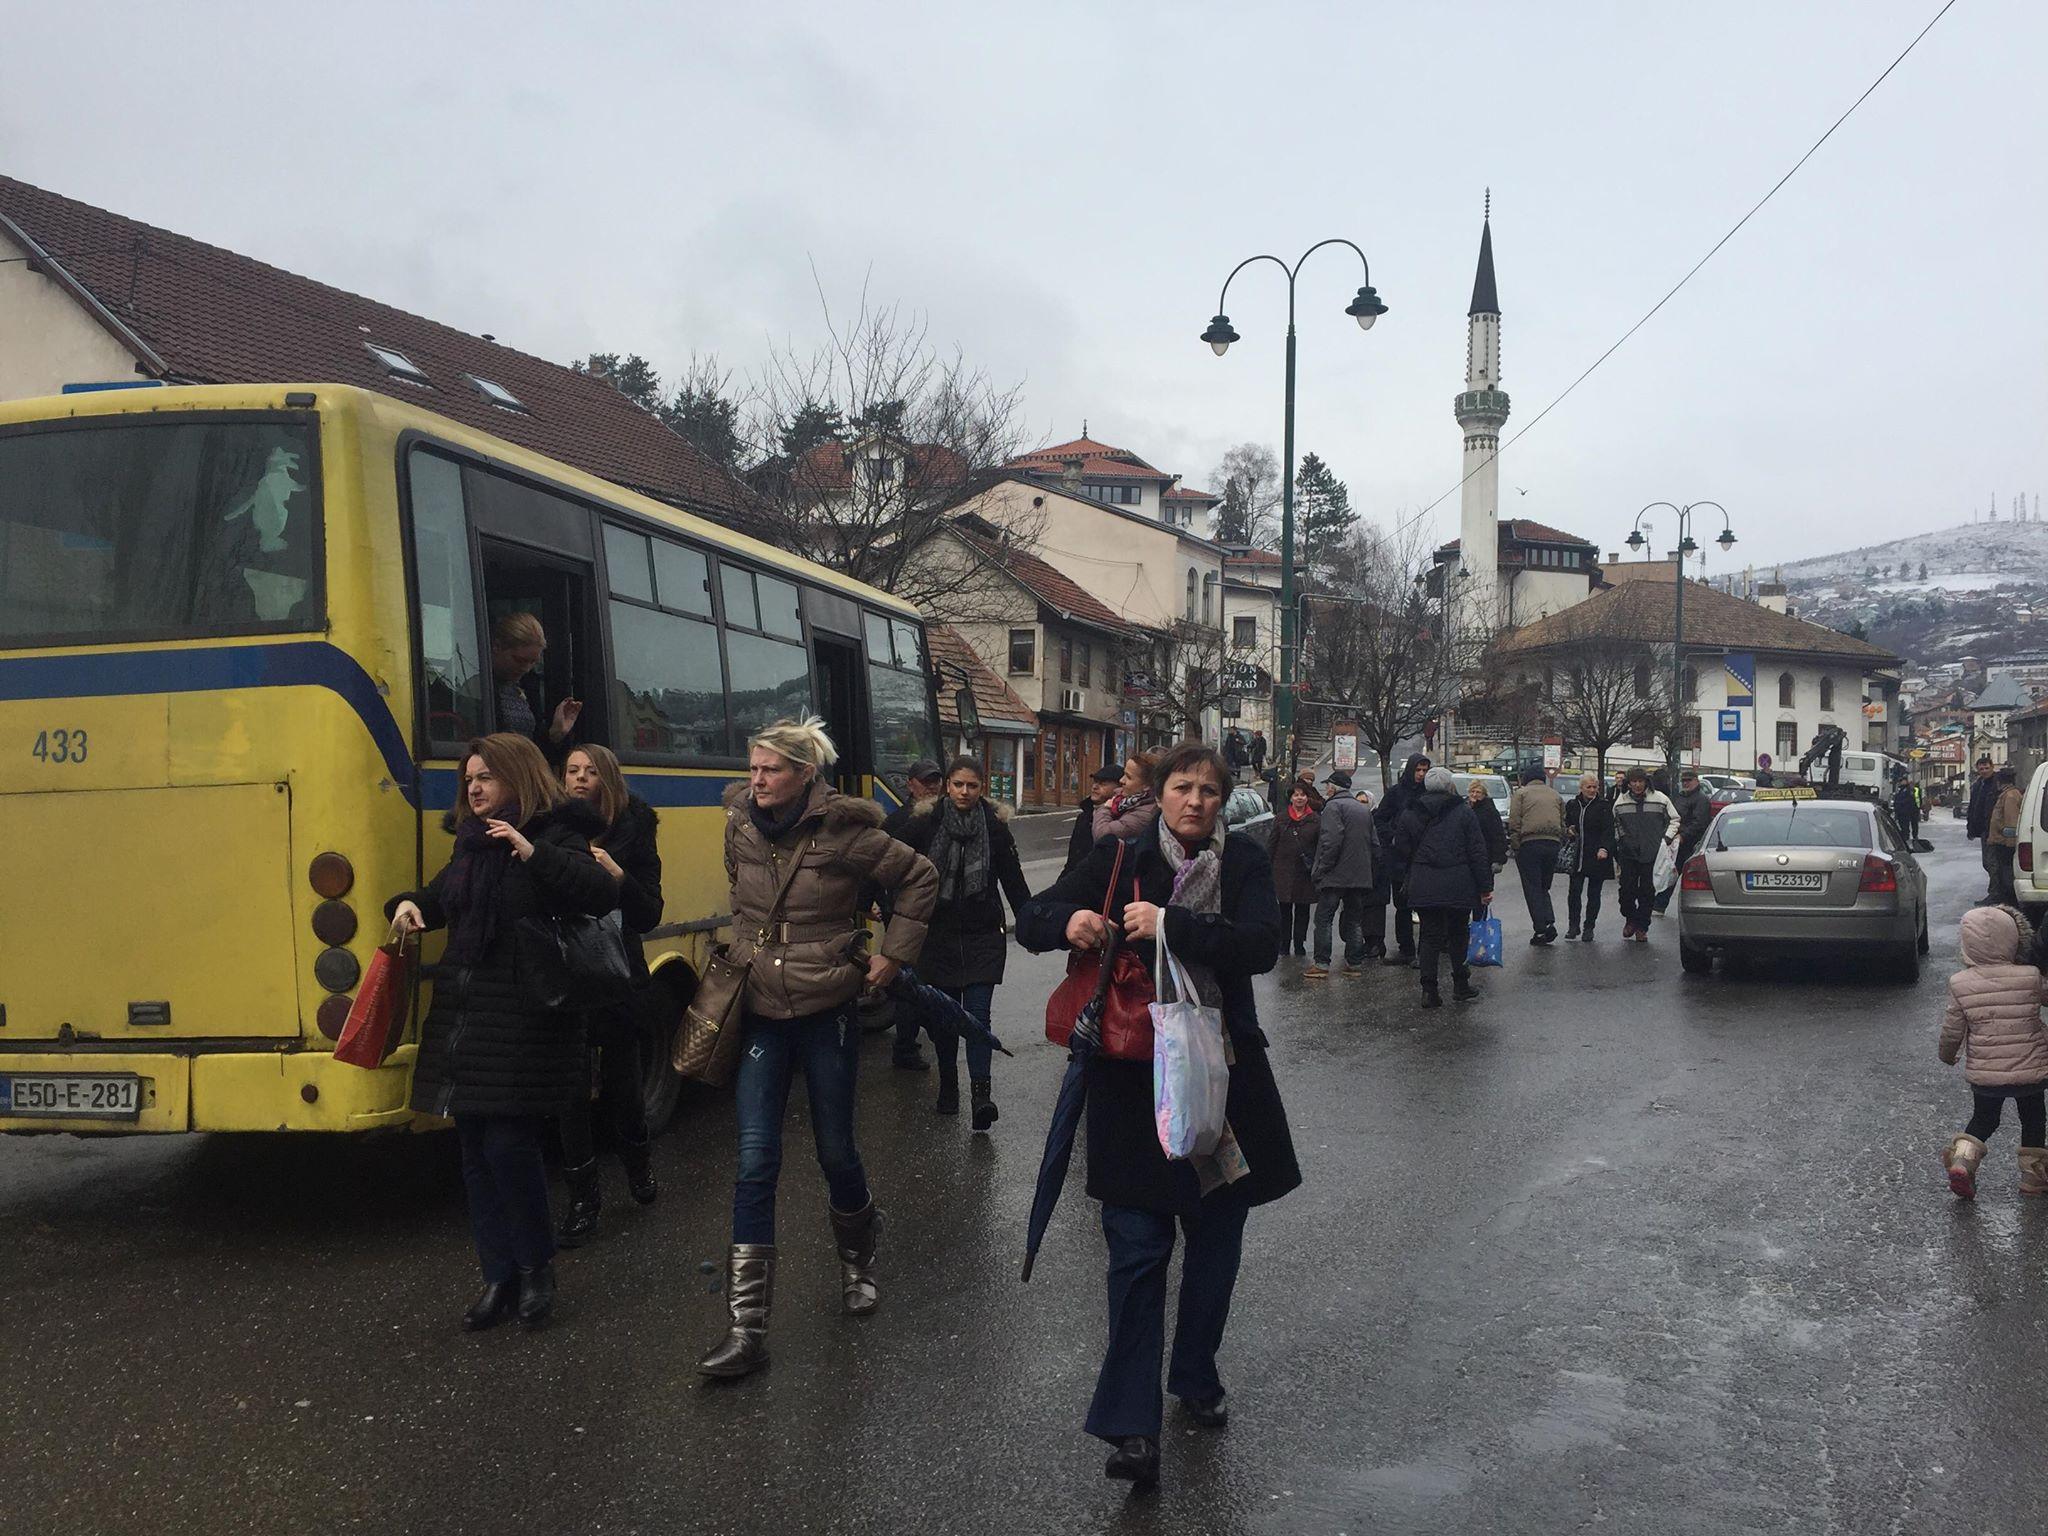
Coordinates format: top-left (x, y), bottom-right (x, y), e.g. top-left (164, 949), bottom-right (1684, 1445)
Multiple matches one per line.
top-left (1777, 521), bottom-right (2048, 589)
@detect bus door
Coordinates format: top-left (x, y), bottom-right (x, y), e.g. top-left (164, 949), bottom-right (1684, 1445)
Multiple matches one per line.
top-left (476, 539), bottom-right (604, 751)
top-left (812, 633), bottom-right (869, 797)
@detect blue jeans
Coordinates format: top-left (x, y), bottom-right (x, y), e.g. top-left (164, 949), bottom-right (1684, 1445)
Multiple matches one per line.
top-left (1313, 888), bottom-right (1368, 965)
top-left (455, 1114), bottom-right (554, 1283)
top-left (1086, 1200), bottom-right (1249, 1442)
top-left (935, 982), bottom-right (995, 1079)
top-left (730, 1006), bottom-right (870, 1244)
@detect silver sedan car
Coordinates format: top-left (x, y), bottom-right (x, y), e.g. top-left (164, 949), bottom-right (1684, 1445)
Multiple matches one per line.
top-left (1675, 795), bottom-right (1929, 980)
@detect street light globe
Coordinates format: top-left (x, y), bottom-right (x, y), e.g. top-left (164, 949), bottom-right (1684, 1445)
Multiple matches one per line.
top-left (1625, 530), bottom-right (1646, 550)
top-left (1345, 285), bottom-right (1388, 331)
top-left (1200, 314), bottom-right (1239, 356)
top-left (1717, 528), bottom-right (1738, 549)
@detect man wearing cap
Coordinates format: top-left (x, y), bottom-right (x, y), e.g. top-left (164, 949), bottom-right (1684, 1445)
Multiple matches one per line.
top-left (1653, 767), bottom-right (1715, 915)
top-left (882, 760), bottom-right (947, 1070)
top-left (1507, 767), bottom-right (1564, 944)
top-left (1304, 769), bottom-right (1377, 978)
top-left (1611, 765), bottom-right (1680, 942)
top-left (1065, 762), bottom-right (1126, 877)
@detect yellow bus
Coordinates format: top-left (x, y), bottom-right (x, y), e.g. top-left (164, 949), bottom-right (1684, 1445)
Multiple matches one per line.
top-left (0, 383), bottom-right (940, 1134)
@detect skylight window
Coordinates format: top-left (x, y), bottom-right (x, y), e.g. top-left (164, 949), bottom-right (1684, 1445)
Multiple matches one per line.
top-left (365, 343), bottom-right (428, 384)
top-left (465, 375), bottom-right (525, 412)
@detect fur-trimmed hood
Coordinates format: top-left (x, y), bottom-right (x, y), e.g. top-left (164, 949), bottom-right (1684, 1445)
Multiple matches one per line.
top-left (721, 775), bottom-right (886, 830)
top-left (907, 794), bottom-right (1012, 824)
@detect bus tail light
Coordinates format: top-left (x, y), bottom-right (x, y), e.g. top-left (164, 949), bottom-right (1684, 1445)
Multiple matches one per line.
top-left (316, 996), bottom-right (352, 1040)
top-left (1859, 855), bottom-right (1898, 893)
top-left (1680, 855), bottom-right (1711, 891)
top-left (309, 853), bottom-right (354, 899)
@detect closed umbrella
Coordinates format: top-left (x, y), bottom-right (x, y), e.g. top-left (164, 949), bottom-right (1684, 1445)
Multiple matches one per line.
top-left (1021, 925), bottom-right (1122, 1282)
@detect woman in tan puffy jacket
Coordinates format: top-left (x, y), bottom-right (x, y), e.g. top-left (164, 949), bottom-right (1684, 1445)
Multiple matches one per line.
top-left (1938, 905), bottom-right (2048, 1200)
top-left (698, 717), bottom-right (937, 1379)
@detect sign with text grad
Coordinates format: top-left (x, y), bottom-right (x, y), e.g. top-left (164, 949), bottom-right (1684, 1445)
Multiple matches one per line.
top-left (1723, 652), bottom-right (1756, 708)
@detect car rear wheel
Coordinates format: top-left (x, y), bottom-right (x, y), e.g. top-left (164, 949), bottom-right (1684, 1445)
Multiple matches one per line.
top-left (1917, 910), bottom-right (1930, 955)
top-left (1679, 938), bottom-right (1714, 975)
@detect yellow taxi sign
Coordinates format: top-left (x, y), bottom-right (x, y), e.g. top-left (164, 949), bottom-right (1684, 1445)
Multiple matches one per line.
top-left (1753, 786), bottom-right (1818, 801)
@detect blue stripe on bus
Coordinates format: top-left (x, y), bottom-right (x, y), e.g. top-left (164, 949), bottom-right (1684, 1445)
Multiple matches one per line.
top-left (0, 641), bottom-right (419, 802)
top-left (416, 765), bottom-right (739, 813)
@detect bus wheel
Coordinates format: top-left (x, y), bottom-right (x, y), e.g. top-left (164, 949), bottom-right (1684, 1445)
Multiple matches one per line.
top-left (639, 965), bottom-right (696, 1133)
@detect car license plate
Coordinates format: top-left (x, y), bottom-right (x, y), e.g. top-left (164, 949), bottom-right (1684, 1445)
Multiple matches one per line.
top-left (1742, 871), bottom-right (1826, 891)
top-left (0, 1073), bottom-right (143, 1119)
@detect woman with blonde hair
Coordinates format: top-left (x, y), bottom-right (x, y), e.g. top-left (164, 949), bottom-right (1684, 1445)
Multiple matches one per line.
top-left (555, 743), bottom-right (665, 1245)
top-left (698, 717), bottom-right (937, 1379)
top-left (386, 733), bottom-right (617, 1331)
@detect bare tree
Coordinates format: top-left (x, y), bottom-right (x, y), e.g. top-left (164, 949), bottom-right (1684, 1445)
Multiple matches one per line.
top-left (1494, 604), bottom-right (1666, 776)
top-left (1139, 620), bottom-right (1251, 741)
top-left (1297, 523), bottom-right (1458, 788)
top-left (743, 291), bottom-right (1033, 622)
top-left (1211, 443), bottom-right (1282, 549)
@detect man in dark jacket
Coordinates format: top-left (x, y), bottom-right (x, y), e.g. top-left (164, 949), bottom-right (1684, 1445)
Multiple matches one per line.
top-left (1966, 756), bottom-right (2001, 906)
top-left (1393, 766), bottom-right (1492, 1006)
top-left (883, 760), bottom-right (946, 1068)
top-left (1304, 771), bottom-right (1377, 977)
top-left (1224, 729), bottom-right (1249, 771)
top-left (1249, 730), bottom-right (1268, 776)
top-left (1653, 768), bottom-right (1714, 914)
top-left (1892, 770), bottom-right (1921, 844)
top-left (1611, 766), bottom-right (1678, 941)
top-left (1065, 764), bottom-right (1125, 877)
top-left (1373, 752), bottom-right (1432, 965)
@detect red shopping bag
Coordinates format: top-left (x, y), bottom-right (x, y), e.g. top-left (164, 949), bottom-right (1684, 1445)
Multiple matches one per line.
top-left (333, 928), bottom-right (415, 1068)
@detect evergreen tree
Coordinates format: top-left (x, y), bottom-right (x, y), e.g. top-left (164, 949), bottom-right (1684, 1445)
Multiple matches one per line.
top-left (1918, 561), bottom-right (1929, 581)
top-left (778, 398), bottom-right (845, 459)
top-left (576, 352), bottom-right (663, 414)
top-left (663, 381), bottom-right (745, 469)
top-left (1295, 452), bottom-right (1355, 574)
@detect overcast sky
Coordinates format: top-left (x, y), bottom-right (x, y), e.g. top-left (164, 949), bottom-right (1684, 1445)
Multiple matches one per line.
top-left (5, 1), bottom-right (2040, 568)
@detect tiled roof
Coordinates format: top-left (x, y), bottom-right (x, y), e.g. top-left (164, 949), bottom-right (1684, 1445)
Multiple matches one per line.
top-left (929, 623), bottom-right (1037, 733)
top-left (1007, 436), bottom-right (1172, 482)
top-left (0, 175), bottom-right (758, 526)
top-left (1165, 484), bottom-right (1218, 502)
top-left (1438, 519), bottom-right (1597, 554)
top-left (790, 437), bottom-right (971, 493)
top-left (1969, 677), bottom-right (2032, 711)
top-left (1496, 580), bottom-right (1899, 665)
top-left (958, 530), bottom-right (1134, 635)
top-left (1224, 547), bottom-right (1281, 566)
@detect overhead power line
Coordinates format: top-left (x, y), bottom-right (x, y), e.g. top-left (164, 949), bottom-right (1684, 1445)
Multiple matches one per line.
top-left (1398, 0), bottom-right (1961, 539)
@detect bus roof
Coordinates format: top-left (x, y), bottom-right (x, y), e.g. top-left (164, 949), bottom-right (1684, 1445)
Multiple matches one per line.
top-left (0, 381), bottom-right (924, 621)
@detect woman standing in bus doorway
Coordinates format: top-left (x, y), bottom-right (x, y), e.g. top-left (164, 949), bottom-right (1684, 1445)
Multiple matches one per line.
top-left (699, 718), bottom-right (937, 1380)
top-left (490, 612), bottom-right (581, 751)
top-left (895, 756), bottom-right (1034, 1127)
top-left (555, 744), bottom-right (665, 1247)
top-left (387, 733), bottom-right (617, 1332)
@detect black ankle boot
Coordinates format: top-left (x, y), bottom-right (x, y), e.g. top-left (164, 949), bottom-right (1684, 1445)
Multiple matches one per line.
top-left (1453, 973), bottom-right (1481, 1002)
top-left (970, 1078), bottom-right (998, 1132)
top-left (556, 1160), bottom-right (602, 1248)
top-left (1420, 982), bottom-right (1443, 1009)
top-left (935, 1060), bottom-right (960, 1116)
top-left (619, 1139), bottom-right (658, 1206)
top-left (516, 1263), bottom-right (556, 1328)
top-left (462, 1281), bottom-right (516, 1332)
top-left (1104, 1436), bottom-right (1160, 1488)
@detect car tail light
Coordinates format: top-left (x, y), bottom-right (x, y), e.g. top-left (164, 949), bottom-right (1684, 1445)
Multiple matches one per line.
top-left (1680, 854), bottom-right (1711, 891)
top-left (1859, 854), bottom-right (1898, 893)
top-left (2022, 843), bottom-right (2035, 874)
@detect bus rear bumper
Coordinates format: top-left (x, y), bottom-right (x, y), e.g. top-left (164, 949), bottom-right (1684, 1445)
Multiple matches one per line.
top-left (0, 1045), bottom-right (421, 1133)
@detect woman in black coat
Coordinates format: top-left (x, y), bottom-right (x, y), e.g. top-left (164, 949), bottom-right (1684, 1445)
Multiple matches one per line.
top-left (388, 732), bottom-right (618, 1332)
top-left (895, 756), bottom-right (1033, 1128)
top-left (1561, 771), bottom-right (1616, 941)
top-left (1394, 766), bottom-right (1494, 1007)
top-left (1018, 743), bottom-right (1299, 1491)
top-left (556, 745), bottom-right (665, 1245)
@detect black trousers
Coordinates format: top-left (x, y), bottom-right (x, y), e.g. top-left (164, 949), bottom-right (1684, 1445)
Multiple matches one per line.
top-left (1617, 858), bottom-right (1658, 931)
top-left (1415, 907), bottom-right (1470, 985)
top-left (1567, 872), bottom-right (1606, 932)
top-left (1965, 1086), bottom-right (2047, 1146)
top-left (558, 1010), bottom-right (651, 1167)
top-left (456, 1114), bottom-right (554, 1283)
top-left (1390, 883), bottom-right (1416, 955)
top-left (1277, 902), bottom-right (1313, 952)
top-left (1515, 841), bottom-right (1559, 932)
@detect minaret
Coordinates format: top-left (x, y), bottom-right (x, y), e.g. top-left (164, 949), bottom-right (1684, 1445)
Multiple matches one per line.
top-left (1454, 194), bottom-right (1508, 634)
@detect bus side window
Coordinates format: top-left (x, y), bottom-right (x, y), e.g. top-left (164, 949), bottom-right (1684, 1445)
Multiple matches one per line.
top-left (407, 451), bottom-right (485, 749)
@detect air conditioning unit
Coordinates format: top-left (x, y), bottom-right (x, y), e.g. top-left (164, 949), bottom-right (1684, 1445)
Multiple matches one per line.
top-left (1059, 688), bottom-right (1086, 713)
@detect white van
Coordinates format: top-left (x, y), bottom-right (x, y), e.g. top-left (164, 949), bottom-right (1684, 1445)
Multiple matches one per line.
top-left (2017, 763), bottom-right (2048, 921)
top-left (1820, 750), bottom-right (1909, 797)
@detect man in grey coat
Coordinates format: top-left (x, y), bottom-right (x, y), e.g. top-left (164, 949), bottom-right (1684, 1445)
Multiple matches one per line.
top-left (1305, 770), bottom-right (1377, 978)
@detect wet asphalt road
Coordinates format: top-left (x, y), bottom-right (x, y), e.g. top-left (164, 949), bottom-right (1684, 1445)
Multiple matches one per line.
top-left (5, 814), bottom-right (2046, 1535)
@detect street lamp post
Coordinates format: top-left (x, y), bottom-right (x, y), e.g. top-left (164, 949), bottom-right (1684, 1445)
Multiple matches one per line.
top-left (1202, 241), bottom-right (1386, 777)
top-left (1625, 501), bottom-right (1736, 782)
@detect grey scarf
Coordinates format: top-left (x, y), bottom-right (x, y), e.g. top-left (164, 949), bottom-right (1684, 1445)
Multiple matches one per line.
top-left (931, 799), bottom-right (991, 904)
top-left (1155, 816), bottom-right (1223, 1006)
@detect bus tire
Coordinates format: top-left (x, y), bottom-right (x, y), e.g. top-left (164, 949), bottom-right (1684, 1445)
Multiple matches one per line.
top-left (641, 963), bottom-right (698, 1133)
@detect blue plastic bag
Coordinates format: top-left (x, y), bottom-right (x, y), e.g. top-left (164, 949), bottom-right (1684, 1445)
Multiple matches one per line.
top-left (1465, 914), bottom-right (1504, 968)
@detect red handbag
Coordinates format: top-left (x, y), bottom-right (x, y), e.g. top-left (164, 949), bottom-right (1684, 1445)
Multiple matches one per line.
top-left (333, 927), bottom-right (415, 1069)
top-left (1045, 841), bottom-right (1156, 1062)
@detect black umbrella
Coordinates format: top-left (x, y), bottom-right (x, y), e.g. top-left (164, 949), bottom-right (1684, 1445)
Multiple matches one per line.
top-left (1021, 925), bottom-right (1122, 1283)
top-left (885, 968), bottom-right (1015, 1058)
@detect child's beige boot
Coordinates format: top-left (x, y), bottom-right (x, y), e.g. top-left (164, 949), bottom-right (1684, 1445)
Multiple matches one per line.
top-left (2018, 1146), bottom-right (2048, 1197)
top-left (1944, 1134), bottom-right (1986, 1200)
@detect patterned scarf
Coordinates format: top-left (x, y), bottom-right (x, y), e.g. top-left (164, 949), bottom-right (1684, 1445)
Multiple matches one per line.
top-left (1155, 815), bottom-right (1223, 1006)
top-left (930, 799), bottom-right (991, 904)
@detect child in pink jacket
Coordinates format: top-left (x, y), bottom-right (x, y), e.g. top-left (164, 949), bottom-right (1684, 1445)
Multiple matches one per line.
top-left (1939, 905), bottom-right (2048, 1199)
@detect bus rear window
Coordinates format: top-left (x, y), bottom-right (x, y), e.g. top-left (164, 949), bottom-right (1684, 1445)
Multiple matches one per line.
top-left (0, 418), bottom-right (322, 644)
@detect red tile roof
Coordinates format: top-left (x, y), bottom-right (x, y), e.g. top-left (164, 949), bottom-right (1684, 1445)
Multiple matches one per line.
top-left (929, 622), bottom-right (1038, 732)
top-left (1165, 484), bottom-right (1218, 502)
top-left (1437, 518), bottom-right (1599, 555)
top-left (959, 531), bottom-right (1134, 634)
top-left (1007, 436), bottom-right (1172, 482)
top-left (1224, 547), bottom-right (1281, 567)
top-left (0, 175), bottom-right (758, 526)
top-left (790, 437), bottom-right (971, 493)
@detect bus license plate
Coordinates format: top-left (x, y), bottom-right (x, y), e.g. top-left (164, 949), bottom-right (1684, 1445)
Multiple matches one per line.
top-left (1743, 872), bottom-right (1825, 891)
top-left (0, 1074), bottom-right (143, 1119)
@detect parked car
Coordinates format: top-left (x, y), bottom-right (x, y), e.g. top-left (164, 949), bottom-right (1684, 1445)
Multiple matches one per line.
top-left (1707, 784), bottom-right (1754, 813)
top-left (1675, 794), bottom-right (1928, 980)
top-left (2014, 762), bottom-right (2048, 924)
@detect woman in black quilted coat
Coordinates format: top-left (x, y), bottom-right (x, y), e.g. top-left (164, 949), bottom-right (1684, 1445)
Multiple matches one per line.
top-left (388, 732), bottom-right (616, 1332)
